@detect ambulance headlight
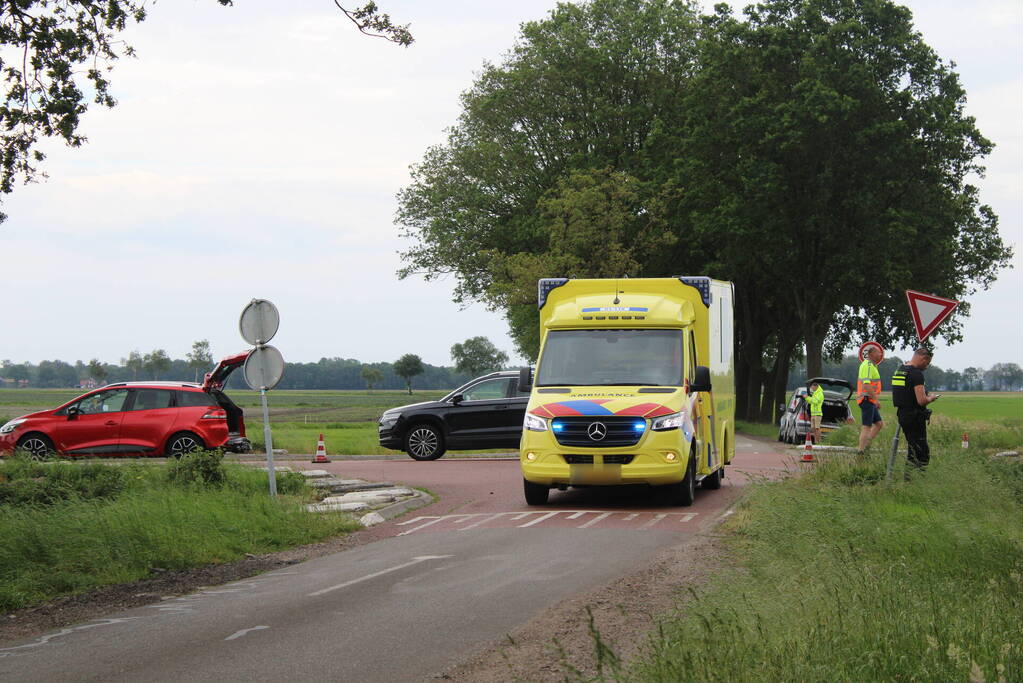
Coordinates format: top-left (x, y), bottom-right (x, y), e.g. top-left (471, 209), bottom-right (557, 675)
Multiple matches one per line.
top-left (524, 413), bottom-right (548, 432)
top-left (651, 411), bottom-right (683, 431)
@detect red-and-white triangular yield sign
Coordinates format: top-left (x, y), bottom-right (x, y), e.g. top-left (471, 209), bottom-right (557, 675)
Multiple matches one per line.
top-left (906, 290), bottom-right (960, 342)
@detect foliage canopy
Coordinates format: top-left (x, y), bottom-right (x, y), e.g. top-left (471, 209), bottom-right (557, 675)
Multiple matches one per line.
top-left (396, 0), bottom-right (1011, 419)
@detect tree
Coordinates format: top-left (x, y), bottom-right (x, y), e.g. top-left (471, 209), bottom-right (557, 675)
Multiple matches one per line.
top-left (87, 359), bottom-right (107, 385)
top-left (143, 349), bottom-right (171, 380)
top-left (984, 363), bottom-right (1023, 392)
top-left (334, 2), bottom-right (413, 45)
top-left (675, 0), bottom-right (1010, 387)
top-left (393, 354), bottom-right (424, 394)
top-left (0, 2), bottom-right (409, 223)
top-left (360, 366), bottom-right (383, 390)
top-left (186, 339), bottom-right (214, 382)
top-left (122, 350), bottom-right (144, 380)
top-left (399, 0), bottom-right (1012, 422)
top-left (397, 0), bottom-right (701, 356)
top-left (450, 336), bottom-right (510, 378)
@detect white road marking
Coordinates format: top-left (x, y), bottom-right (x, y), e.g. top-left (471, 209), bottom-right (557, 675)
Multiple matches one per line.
top-left (395, 516), bottom-right (432, 526)
top-left (640, 513), bottom-right (667, 529)
top-left (391, 510), bottom-right (705, 534)
top-left (0, 618), bottom-right (142, 657)
top-left (308, 556), bottom-right (454, 597)
top-left (518, 511), bottom-right (560, 527)
top-left (225, 626), bottom-right (269, 641)
top-left (396, 517), bottom-right (448, 536)
top-left (459, 513), bottom-right (507, 530)
top-left (577, 512), bottom-right (611, 529)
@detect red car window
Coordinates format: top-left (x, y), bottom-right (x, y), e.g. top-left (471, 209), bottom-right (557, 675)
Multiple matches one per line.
top-left (76, 389), bottom-right (130, 415)
top-left (129, 389), bottom-right (173, 411)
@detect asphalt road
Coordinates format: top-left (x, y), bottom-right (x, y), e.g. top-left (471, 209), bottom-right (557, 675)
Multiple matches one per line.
top-left (0, 435), bottom-right (790, 682)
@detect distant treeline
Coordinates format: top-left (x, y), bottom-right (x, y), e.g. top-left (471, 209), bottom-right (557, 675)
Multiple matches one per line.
top-left (0, 357), bottom-right (484, 391)
top-left (3, 355), bottom-right (1020, 392)
top-left (787, 355), bottom-right (1023, 393)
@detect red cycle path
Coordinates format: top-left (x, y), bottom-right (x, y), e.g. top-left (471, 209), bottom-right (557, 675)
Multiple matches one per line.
top-left (286, 434), bottom-right (795, 539)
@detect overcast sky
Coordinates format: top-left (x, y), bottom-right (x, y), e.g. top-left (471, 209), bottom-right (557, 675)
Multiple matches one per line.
top-left (0, 0), bottom-right (1019, 373)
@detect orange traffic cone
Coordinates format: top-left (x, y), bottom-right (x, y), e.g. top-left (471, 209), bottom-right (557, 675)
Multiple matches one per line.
top-left (312, 433), bottom-right (330, 463)
top-left (962, 433), bottom-right (969, 449)
top-left (800, 430), bottom-right (815, 463)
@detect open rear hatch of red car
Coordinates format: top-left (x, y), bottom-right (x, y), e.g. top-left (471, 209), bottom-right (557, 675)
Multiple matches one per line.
top-left (203, 351), bottom-right (251, 452)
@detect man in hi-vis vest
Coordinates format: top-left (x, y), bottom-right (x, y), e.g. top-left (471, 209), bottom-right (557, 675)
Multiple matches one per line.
top-left (857, 345), bottom-right (884, 452)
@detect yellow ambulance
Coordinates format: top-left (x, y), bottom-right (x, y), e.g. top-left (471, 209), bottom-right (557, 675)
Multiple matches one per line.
top-left (518, 277), bottom-right (734, 506)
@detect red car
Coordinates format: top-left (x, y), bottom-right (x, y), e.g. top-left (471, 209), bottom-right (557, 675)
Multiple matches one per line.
top-left (0, 352), bottom-right (252, 458)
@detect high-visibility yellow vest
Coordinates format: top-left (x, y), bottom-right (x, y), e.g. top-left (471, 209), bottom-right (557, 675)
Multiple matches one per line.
top-left (807, 385), bottom-right (824, 416)
top-left (857, 359), bottom-right (881, 405)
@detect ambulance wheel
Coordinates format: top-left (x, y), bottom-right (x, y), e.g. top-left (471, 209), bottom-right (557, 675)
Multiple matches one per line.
top-left (702, 466), bottom-right (723, 490)
top-left (404, 424), bottom-right (445, 460)
top-left (670, 448), bottom-right (697, 506)
top-left (523, 479), bottom-right (550, 506)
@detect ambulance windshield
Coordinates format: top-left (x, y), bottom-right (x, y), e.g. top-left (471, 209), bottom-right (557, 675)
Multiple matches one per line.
top-left (536, 329), bottom-right (683, 387)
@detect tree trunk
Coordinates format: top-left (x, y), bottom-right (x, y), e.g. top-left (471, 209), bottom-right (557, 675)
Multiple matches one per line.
top-left (735, 289), bottom-right (767, 422)
top-left (735, 355), bottom-right (749, 420)
top-left (804, 323), bottom-right (825, 378)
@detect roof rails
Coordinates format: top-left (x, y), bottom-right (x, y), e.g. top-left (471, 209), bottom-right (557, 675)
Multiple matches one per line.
top-left (105, 382), bottom-right (202, 388)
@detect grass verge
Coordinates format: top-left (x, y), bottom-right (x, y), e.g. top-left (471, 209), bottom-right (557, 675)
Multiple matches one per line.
top-left (0, 453), bottom-right (360, 611)
top-left (625, 446), bottom-right (1023, 681)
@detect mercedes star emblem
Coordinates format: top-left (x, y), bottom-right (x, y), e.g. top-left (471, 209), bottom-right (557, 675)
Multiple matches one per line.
top-left (587, 422), bottom-right (607, 441)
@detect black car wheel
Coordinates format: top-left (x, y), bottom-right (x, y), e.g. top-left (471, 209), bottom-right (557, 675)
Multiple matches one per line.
top-left (702, 464), bottom-right (723, 490)
top-left (668, 446), bottom-right (697, 506)
top-left (166, 432), bottom-right (205, 458)
top-left (16, 433), bottom-right (55, 460)
top-left (405, 424), bottom-right (445, 461)
top-left (523, 478), bottom-right (550, 505)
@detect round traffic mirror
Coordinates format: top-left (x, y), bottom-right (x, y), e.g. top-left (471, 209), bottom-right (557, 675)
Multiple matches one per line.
top-left (243, 345), bottom-right (285, 391)
top-left (239, 299), bottom-right (280, 345)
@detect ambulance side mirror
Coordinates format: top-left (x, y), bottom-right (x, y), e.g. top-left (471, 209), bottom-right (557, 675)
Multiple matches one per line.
top-left (518, 367), bottom-right (533, 393)
top-left (690, 366), bottom-right (712, 392)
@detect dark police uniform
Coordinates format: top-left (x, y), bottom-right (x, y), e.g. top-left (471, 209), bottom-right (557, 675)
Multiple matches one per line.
top-left (891, 363), bottom-right (930, 470)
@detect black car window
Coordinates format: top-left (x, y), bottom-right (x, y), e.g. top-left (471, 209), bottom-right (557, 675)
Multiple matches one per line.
top-left (462, 378), bottom-right (512, 402)
top-left (129, 389), bottom-right (173, 411)
top-left (76, 388), bottom-right (130, 415)
top-left (177, 391), bottom-right (217, 407)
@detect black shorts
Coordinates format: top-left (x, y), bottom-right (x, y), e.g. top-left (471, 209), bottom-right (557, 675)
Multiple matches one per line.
top-left (859, 401), bottom-right (882, 426)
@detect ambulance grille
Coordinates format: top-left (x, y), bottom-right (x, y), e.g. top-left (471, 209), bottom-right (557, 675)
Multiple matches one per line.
top-left (551, 417), bottom-right (645, 447)
top-left (562, 454), bottom-right (636, 465)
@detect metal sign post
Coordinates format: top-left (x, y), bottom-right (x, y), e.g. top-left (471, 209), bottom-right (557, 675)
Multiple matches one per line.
top-left (260, 388), bottom-right (276, 496)
top-left (239, 300), bottom-right (285, 497)
top-left (886, 425), bottom-right (902, 483)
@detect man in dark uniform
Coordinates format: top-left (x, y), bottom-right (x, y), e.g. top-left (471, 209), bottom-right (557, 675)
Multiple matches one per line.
top-left (891, 348), bottom-right (940, 472)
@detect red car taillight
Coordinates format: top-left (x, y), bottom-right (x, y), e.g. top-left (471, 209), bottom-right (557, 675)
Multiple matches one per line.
top-left (201, 409), bottom-right (227, 420)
